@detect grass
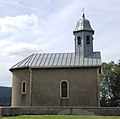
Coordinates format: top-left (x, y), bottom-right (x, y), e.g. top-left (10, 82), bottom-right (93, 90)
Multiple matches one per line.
top-left (1, 115), bottom-right (120, 119)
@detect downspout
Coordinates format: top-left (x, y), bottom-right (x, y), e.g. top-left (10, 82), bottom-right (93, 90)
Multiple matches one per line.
top-left (97, 67), bottom-right (101, 107)
top-left (29, 68), bottom-right (32, 106)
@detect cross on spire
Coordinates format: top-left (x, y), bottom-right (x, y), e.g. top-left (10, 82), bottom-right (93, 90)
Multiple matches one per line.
top-left (82, 8), bottom-right (85, 18)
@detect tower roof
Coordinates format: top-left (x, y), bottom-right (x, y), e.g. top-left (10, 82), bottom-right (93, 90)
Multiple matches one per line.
top-left (73, 14), bottom-right (94, 34)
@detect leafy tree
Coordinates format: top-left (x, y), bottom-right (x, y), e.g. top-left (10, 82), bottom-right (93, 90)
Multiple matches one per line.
top-left (100, 61), bottom-right (120, 107)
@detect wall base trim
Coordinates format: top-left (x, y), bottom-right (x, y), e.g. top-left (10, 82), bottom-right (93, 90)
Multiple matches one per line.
top-left (0, 106), bottom-right (120, 117)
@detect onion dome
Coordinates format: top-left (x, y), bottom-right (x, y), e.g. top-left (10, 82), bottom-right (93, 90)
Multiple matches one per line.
top-left (73, 14), bottom-right (94, 34)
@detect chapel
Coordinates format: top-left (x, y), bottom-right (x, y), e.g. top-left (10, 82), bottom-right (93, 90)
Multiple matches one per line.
top-left (10, 13), bottom-right (101, 107)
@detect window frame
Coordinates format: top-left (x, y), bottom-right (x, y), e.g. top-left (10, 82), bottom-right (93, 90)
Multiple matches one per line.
top-left (60, 80), bottom-right (69, 99)
top-left (21, 81), bottom-right (27, 94)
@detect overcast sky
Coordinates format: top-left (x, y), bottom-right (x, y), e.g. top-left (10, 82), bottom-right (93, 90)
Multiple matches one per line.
top-left (0, 0), bottom-right (120, 87)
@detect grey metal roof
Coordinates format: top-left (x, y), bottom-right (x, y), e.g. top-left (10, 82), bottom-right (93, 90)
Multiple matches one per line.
top-left (73, 17), bottom-right (94, 34)
top-left (10, 52), bottom-right (101, 70)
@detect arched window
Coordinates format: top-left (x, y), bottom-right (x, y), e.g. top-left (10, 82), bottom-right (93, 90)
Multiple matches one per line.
top-left (86, 35), bottom-right (90, 44)
top-left (60, 80), bottom-right (69, 99)
top-left (77, 36), bottom-right (81, 46)
top-left (21, 81), bottom-right (27, 94)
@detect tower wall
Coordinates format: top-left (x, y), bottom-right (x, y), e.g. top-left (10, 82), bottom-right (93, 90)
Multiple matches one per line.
top-left (83, 31), bottom-right (93, 57)
top-left (73, 15), bottom-right (94, 57)
top-left (74, 31), bottom-right (93, 57)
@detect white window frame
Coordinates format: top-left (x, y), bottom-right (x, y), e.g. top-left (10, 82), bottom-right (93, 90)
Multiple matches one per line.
top-left (60, 80), bottom-right (69, 99)
top-left (21, 81), bottom-right (27, 94)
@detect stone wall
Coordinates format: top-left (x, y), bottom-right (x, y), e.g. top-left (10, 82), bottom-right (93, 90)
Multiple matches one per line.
top-left (32, 67), bottom-right (99, 106)
top-left (1, 107), bottom-right (120, 117)
top-left (12, 67), bottom-right (99, 107)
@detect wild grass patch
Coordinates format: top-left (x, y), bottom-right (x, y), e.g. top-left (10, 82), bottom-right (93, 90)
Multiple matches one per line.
top-left (1, 115), bottom-right (120, 119)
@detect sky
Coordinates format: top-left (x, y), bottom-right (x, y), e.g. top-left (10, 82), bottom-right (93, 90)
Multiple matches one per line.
top-left (0, 0), bottom-right (120, 87)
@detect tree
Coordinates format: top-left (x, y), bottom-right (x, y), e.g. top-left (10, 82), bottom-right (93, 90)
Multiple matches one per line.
top-left (100, 61), bottom-right (120, 107)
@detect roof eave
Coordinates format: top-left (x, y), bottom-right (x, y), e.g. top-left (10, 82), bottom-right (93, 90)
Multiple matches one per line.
top-left (73, 29), bottom-right (94, 35)
top-left (10, 65), bottom-right (101, 71)
top-left (9, 66), bottom-right (30, 72)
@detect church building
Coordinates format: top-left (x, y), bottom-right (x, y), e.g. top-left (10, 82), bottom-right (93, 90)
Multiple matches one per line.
top-left (10, 13), bottom-right (101, 107)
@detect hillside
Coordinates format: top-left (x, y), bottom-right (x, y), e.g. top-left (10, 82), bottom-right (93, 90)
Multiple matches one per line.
top-left (0, 86), bottom-right (12, 106)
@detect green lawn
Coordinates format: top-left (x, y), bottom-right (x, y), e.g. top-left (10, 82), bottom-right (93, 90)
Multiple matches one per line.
top-left (1, 115), bottom-right (120, 119)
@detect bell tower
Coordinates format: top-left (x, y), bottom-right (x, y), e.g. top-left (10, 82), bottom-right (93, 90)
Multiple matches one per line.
top-left (73, 13), bottom-right (94, 57)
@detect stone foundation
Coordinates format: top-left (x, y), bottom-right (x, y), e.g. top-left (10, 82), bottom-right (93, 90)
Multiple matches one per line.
top-left (0, 106), bottom-right (120, 117)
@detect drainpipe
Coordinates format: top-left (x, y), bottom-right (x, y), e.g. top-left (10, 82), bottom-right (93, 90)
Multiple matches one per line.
top-left (97, 67), bottom-right (100, 107)
top-left (29, 68), bottom-right (32, 106)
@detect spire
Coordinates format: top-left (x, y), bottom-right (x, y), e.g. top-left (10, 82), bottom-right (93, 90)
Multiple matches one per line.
top-left (82, 8), bottom-right (85, 19)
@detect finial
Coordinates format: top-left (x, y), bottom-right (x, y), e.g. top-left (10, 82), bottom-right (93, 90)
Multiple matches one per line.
top-left (82, 8), bottom-right (85, 18)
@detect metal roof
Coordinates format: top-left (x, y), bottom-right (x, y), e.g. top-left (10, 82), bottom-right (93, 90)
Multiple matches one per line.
top-left (10, 52), bottom-right (101, 70)
top-left (73, 17), bottom-right (94, 34)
